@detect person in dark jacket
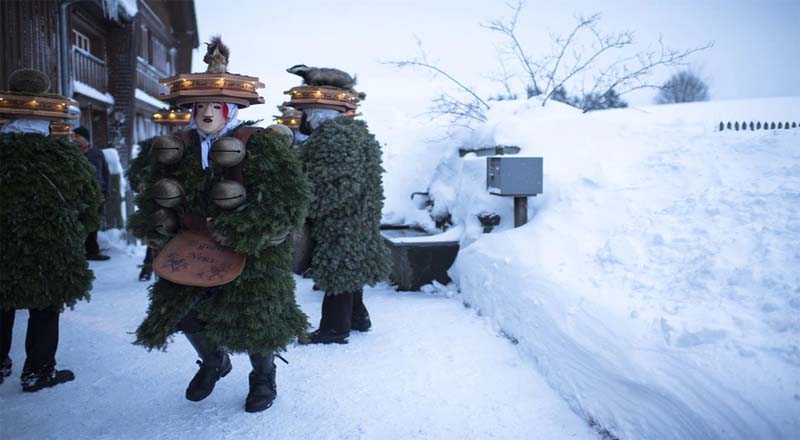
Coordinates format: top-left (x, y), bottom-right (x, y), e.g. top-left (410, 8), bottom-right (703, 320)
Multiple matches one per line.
top-left (73, 126), bottom-right (111, 261)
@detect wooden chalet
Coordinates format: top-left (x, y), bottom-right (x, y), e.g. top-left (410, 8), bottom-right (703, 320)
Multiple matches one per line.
top-left (0, 0), bottom-right (198, 169)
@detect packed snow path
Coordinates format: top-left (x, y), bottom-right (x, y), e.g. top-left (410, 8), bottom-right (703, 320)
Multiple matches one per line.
top-left (0, 247), bottom-right (597, 439)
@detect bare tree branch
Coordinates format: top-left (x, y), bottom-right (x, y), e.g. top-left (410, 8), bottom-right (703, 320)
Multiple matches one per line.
top-left (483, 54), bottom-right (519, 100)
top-left (481, 0), bottom-right (541, 94)
top-left (584, 37), bottom-right (714, 111)
top-left (427, 94), bottom-right (488, 124)
top-left (383, 38), bottom-right (490, 111)
top-left (541, 18), bottom-right (634, 106)
top-left (383, 37), bottom-right (489, 127)
top-left (385, 1), bottom-right (714, 126)
top-left (543, 13), bottom-right (600, 97)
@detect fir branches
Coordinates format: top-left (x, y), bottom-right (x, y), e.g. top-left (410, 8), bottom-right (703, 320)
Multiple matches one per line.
top-left (302, 117), bottom-right (392, 294)
top-left (0, 133), bottom-right (100, 310)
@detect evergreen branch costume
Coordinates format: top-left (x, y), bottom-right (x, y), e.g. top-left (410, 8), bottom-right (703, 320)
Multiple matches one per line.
top-left (130, 125), bottom-right (311, 352)
top-left (129, 38), bottom-right (311, 412)
top-left (1, 68), bottom-right (96, 390)
top-left (301, 117), bottom-right (391, 294)
top-left (283, 65), bottom-right (390, 344)
top-left (0, 133), bottom-right (101, 310)
top-left (126, 139), bottom-right (154, 195)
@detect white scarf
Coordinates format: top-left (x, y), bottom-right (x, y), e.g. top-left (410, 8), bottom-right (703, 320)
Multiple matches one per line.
top-left (0, 118), bottom-right (51, 135)
top-left (188, 103), bottom-right (241, 169)
top-left (306, 108), bottom-right (341, 129)
top-left (295, 108), bottom-right (342, 143)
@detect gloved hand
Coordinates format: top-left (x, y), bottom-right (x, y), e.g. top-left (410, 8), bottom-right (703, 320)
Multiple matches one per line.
top-left (206, 218), bottom-right (231, 247)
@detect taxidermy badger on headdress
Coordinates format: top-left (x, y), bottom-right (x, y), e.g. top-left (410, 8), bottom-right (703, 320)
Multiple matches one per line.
top-left (287, 64), bottom-right (367, 100)
top-left (204, 35), bottom-right (230, 73)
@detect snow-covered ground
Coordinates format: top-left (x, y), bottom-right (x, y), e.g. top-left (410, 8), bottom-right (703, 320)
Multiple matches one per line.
top-left (0, 235), bottom-right (597, 440)
top-left (380, 96), bottom-right (800, 439)
top-left (3, 96), bottom-right (797, 440)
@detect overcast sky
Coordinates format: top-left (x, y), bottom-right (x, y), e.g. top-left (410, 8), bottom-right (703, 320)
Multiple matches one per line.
top-left (191, 0), bottom-right (800, 124)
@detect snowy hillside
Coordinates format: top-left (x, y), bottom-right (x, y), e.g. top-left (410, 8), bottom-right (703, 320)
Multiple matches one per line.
top-left (381, 96), bottom-right (800, 439)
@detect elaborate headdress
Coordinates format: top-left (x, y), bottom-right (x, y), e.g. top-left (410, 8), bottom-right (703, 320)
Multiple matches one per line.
top-left (0, 69), bottom-right (76, 135)
top-left (283, 65), bottom-right (365, 113)
top-left (159, 36), bottom-right (264, 108)
top-left (273, 105), bottom-right (303, 129)
top-left (152, 107), bottom-right (191, 127)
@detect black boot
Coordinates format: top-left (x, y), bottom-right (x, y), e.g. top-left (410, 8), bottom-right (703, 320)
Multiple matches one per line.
top-left (138, 264), bottom-right (153, 281)
top-left (20, 363), bottom-right (74, 392)
top-left (308, 292), bottom-right (353, 344)
top-left (245, 352), bottom-right (277, 413)
top-left (351, 289), bottom-right (371, 332)
top-left (184, 332), bottom-right (232, 402)
top-left (1, 357), bottom-right (11, 384)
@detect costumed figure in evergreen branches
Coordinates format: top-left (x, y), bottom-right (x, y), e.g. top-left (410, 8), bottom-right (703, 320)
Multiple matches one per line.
top-left (128, 37), bottom-right (311, 413)
top-left (285, 65), bottom-right (392, 344)
top-left (0, 69), bottom-right (101, 392)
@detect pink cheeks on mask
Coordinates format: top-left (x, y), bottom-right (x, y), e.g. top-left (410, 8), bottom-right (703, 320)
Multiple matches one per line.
top-left (194, 102), bottom-right (228, 134)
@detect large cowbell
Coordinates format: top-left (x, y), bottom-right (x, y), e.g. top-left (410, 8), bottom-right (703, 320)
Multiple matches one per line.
top-left (210, 180), bottom-right (247, 209)
top-left (265, 124), bottom-right (295, 148)
top-left (150, 135), bottom-right (185, 165)
top-left (210, 137), bottom-right (246, 167)
top-left (152, 208), bottom-right (178, 236)
top-left (153, 178), bottom-right (185, 208)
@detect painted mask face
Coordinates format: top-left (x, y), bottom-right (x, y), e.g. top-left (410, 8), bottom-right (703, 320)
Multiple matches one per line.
top-left (194, 102), bottom-right (227, 134)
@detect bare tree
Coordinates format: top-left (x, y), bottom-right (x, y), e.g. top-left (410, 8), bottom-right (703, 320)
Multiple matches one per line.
top-left (480, 0), bottom-right (543, 96)
top-left (382, 37), bottom-right (489, 126)
top-left (385, 1), bottom-right (713, 124)
top-left (484, 55), bottom-right (519, 101)
top-left (486, 1), bottom-right (713, 111)
top-left (655, 69), bottom-right (710, 104)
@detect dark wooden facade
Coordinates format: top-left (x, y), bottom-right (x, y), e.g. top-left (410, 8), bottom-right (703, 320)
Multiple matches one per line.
top-left (0, 0), bottom-right (198, 168)
top-left (0, 2), bottom-right (61, 94)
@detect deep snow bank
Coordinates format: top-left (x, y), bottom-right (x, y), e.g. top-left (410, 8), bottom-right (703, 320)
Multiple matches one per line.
top-left (388, 97), bottom-right (800, 439)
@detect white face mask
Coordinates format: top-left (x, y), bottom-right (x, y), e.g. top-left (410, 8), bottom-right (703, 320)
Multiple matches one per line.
top-left (194, 102), bottom-right (227, 134)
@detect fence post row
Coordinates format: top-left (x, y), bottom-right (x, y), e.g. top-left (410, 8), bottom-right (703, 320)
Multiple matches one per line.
top-left (718, 120), bottom-right (799, 131)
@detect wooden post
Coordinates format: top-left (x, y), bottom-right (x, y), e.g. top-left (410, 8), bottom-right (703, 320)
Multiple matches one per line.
top-left (514, 196), bottom-right (528, 228)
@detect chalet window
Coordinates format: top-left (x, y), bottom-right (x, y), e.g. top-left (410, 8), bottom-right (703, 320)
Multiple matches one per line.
top-left (73, 29), bottom-right (90, 52)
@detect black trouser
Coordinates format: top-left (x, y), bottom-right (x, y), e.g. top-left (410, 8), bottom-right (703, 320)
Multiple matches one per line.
top-left (178, 314), bottom-right (268, 372)
top-left (177, 314), bottom-right (207, 335)
top-left (85, 230), bottom-right (100, 256)
top-left (319, 291), bottom-right (355, 333)
top-left (0, 308), bottom-right (60, 373)
top-left (144, 247), bottom-right (154, 265)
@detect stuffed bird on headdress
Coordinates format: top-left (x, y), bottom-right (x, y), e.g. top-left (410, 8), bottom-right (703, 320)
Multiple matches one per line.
top-left (204, 35), bottom-right (230, 73)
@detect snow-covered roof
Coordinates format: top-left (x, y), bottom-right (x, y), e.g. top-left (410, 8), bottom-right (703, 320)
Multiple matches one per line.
top-left (103, 0), bottom-right (138, 20)
top-left (117, 0), bottom-right (138, 17)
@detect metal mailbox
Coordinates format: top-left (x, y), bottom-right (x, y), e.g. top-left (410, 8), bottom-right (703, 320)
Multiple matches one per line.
top-left (486, 157), bottom-right (543, 196)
